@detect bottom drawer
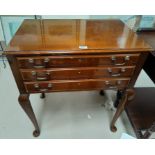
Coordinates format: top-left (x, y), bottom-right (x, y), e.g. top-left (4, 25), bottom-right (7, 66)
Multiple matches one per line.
top-left (24, 78), bottom-right (130, 93)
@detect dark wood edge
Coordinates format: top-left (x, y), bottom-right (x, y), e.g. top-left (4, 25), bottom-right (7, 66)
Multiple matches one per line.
top-left (25, 87), bottom-right (128, 94)
top-left (16, 52), bottom-right (140, 60)
top-left (137, 28), bottom-right (155, 33)
top-left (6, 55), bottom-right (26, 93)
top-left (128, 52), bottom-right (149, 88)
top-left (20, 66), bottom-right (136, 72)
top-left (4, 49), bottom-right (153, 55)
top-left (24, 77), bottom-right (130, 84)
top-left (125, 108), bottom-right (143, 139)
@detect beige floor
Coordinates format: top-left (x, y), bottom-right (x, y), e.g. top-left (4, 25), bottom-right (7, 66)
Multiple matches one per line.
top-left (0, 61), bottom-right (154, 139)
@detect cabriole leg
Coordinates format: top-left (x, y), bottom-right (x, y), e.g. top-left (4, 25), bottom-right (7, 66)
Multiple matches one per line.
top-left (110, 89), bottom-right (135, 132)
top-left (18, 94), bottom-right (40, 137)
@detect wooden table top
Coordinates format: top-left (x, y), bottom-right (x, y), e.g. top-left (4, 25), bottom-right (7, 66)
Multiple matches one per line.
top-left (138, 31), bottom-right (155, 50)
top-left (5, 19), bottom-right (152, 55)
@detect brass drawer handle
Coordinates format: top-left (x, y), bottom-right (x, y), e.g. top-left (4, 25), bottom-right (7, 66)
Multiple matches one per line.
top-left (36, 77), bottom-right (48, 80)
top-left (110, 73), bottom-right (120, 77)
top-left (28, 58), bottom-right (34, 63)
top-left (105, 80), bottom-right (121, 89)
top-left (34, 83), bottom-right (52, 91)
top-left (78, 58), bottom-right (83, 62)
top-left (34, 83), bottom-right (39, 89)
top-left (111, 56), bottom-right (130, 66)
top-left (28, 58), bottom-right (50, 68)
top-left (39, 89), bottom-right (48, 92)
top-left (108, 86), bottom-right (117, 89)
top-left (32, 71), bottom-right (50, 81)
top-left (108, 68), bottom-right (126, 77)
top-left (33, 65), bottom-right (45, 69)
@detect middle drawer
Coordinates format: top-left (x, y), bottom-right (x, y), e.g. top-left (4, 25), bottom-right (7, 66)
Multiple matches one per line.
top-left (20, 66), bottom-right (135, 81)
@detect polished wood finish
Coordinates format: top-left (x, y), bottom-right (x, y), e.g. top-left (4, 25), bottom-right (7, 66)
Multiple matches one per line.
top-left (138, 31), bottom-right (155, 50)
top-left (18, 94), bottom-right (40, 137)
top-left (126, 88), bottom-right (155, 139)
top-left (17, 54), bottom-right (140, 69)
top-left (5, 19), bottom-right (152, 137)
top-left (24, 78), bottom-right (130, 93)
top-left (7, 55), bottom-right (26, 93)
top-left (128, 52), bottom-right (148, 88)
top-left (20, 66), bottom-right (135, 81)
top-left (111, 89), bottom-right (135, 132)
top-left (5, 19), bottom-right (151, 54)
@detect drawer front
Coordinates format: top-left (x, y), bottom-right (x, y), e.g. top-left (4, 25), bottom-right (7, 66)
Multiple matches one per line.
top-left (20, 66), bottom-right (135, 81)
top-left (17, 54), bottom-right (140, 69)
top-left (24, 78), bottom-right (130, 93)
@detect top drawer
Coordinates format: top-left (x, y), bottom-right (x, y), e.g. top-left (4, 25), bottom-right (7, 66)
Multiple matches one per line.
top-left (17, 54), bottom-right (140, 69)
